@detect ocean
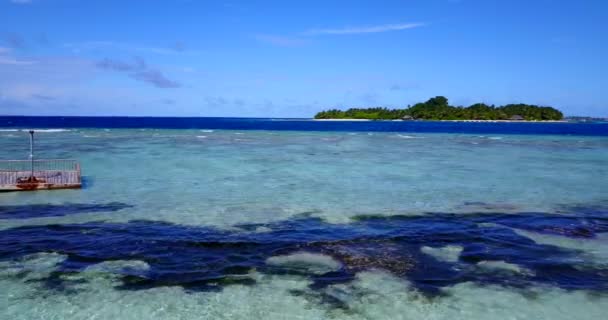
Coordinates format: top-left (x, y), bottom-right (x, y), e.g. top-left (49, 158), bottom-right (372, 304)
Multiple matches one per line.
top-left (1, 117), bottom-right (607, 319)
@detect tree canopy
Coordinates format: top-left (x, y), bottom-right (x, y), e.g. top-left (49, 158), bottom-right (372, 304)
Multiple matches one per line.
top-left (314, 96), bottom-right (563, 121)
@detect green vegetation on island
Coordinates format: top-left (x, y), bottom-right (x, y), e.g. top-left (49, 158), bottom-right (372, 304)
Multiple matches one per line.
top-left (314, 96), bottom-right (564, 121)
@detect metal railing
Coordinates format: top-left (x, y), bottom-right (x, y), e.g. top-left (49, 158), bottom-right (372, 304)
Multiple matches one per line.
top-left (0, 159), bottom-right (81, 186)
top-left (0, 159), bottom-right (79, 171)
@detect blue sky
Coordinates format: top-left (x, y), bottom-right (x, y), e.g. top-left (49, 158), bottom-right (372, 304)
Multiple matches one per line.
top-left (1, 0), bottom-right (607, 117)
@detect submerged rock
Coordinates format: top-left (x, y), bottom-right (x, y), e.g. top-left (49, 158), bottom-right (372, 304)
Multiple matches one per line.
top-left (476, 260), bottom-right (534, 276)
top-left (421, 245), bottom-right (463, 263)
top-left (266, 252), bottom-right (341, 274)
top-left (85, 260), bottom-right (151, 275)
top-left (0, 252), bottom-right (66, 277)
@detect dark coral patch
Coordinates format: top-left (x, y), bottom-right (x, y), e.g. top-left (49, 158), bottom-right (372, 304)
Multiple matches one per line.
top-left (0, 207), bottom-right (607, 295)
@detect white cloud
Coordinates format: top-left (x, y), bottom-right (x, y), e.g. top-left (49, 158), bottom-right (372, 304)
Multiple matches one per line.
top-left (0, 55), bottom-right (148, 115)
top-left (0, 55), bottom-right (95, 106)
top-left (95, 57), bottom-right (181, 88)
top-left (63, 41), bottom-right (202, 56)
top-left (10, 0), bottom-right (32, 4)
top-left (302, 23), bottom-right (425, 36)
top-left (255, 22), bottom-right (425, 47)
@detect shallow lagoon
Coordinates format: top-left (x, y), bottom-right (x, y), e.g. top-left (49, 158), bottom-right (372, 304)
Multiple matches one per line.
top-left (1, 126), bottom-right (608, 319)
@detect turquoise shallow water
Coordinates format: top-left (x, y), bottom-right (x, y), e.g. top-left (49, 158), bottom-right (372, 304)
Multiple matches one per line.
top-left (2, 129), bottom-right (607, 227)
top-left (1, 128), bottom-right (608, 319)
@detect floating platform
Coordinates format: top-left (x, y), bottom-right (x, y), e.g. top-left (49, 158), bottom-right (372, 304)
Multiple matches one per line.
top-left (0, 159), bottom-right (81, 191)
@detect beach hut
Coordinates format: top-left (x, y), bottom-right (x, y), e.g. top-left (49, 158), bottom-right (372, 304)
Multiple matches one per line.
top-left (509, 115), bottom-right (524, 121)
top-left (402, 115), bottom-right (414, 121)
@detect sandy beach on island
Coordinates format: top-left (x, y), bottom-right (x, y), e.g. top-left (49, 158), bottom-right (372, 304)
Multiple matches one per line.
top-left (313, 118), bottom-right (568, 123)
top-left (312, 118), bottom-right (374, 121)
top-left (439, 119), bottom-right (569, 123)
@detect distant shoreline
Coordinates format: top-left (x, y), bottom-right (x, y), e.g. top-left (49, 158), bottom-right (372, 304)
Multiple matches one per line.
top-left (313, 118), bottom-right (374, 121)
top-left (440, 120), bottom-right (568, 123)
top-left (314, 96), bottom-right (565, 121)
top-left (313, 119), bottom-right (568, 123)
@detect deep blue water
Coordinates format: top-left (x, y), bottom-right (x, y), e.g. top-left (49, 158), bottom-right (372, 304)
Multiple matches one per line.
top-left (1, 116), bottom-right (608, 136)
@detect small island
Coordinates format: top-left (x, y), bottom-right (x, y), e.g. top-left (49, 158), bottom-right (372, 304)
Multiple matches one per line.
top-left (314, 96), bottom-right (564, 121)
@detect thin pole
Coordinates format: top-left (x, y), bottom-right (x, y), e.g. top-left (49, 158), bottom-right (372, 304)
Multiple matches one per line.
top-left (29, 130), bottom-right (34, 179)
